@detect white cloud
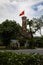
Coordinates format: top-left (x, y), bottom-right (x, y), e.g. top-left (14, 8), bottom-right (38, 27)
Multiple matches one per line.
top-left (38, 5), bottom-right (43, 11)
top-left (0, 0), bottom-right (9, 5)
top-left (0, 0), bottom-right (43, 24)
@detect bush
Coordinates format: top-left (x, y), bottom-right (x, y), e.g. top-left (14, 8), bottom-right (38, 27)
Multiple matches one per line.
top-left (0, 52), bottom-right (43, 65)
top-left (27, 39), bottom-right (36, 49)
top-left (36, 37), bottom-right (43, 48)
top-left (19, 46), bottom-right (27, 49)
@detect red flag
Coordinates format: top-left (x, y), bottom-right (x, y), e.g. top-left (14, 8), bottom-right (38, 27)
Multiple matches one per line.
top-left (19, 11), bottom-right (24, 16)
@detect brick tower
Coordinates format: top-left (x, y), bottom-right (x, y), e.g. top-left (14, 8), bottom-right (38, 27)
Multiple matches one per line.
top-left (21, 16), bottom-right (32, 38)
top-left (22, 16), bottom-right (27, 31)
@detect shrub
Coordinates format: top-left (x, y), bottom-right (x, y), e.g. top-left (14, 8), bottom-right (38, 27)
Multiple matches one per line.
top-left (28, 39), bottom-right (36, 49)
top-left (0, 52), bottom-right (43, 65)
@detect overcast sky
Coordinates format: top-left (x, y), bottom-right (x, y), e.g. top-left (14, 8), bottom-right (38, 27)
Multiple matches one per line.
top-left (0, 0), bottom-right (43, 36)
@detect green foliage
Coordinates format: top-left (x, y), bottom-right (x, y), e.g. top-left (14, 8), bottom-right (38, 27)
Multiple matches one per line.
top-left (0, 52), bottom-right (43, 65)
top-left (27, 38), bottom-right (36, 49)
top-left (27, 16), bottom-right (43, 37)
top-left (0, 19), bottom-right (21, 47)
top-left (36, 36), bottom-right (43, 48)
top-left (19, 46), bottom-right (27, 49)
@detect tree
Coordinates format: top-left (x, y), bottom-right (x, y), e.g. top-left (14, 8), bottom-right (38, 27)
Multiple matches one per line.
top-left (27, 16), bottom-right (43, 48)
top-left (27, 19), bottom-right (33, 38)
top-left (0, 19), bottom-right (21, 48)
top-left (33, 18), bottom-right (43, 36)
top-left (27, 16), bottom-right (43, 37)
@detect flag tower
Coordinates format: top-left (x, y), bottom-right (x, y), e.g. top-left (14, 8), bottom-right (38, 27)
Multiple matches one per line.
top-left (19, 11), bottom-right (32, 38)
top-left (19, 11), bottom-right (27, 31)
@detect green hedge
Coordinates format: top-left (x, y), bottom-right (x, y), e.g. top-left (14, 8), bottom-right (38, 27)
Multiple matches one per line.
top-left (0, 52), bottom-right (43, 65)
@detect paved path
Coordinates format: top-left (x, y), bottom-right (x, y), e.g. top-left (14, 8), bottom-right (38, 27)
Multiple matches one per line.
top-left (0, 48), bottom-right (43, 55)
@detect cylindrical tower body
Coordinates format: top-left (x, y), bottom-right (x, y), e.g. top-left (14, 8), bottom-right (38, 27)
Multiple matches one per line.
top-left (22, 16), bottom-right (27, 31)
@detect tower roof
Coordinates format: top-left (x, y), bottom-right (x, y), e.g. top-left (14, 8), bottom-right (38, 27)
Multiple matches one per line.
top-left (22, 16), bottom-right (27, 20)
